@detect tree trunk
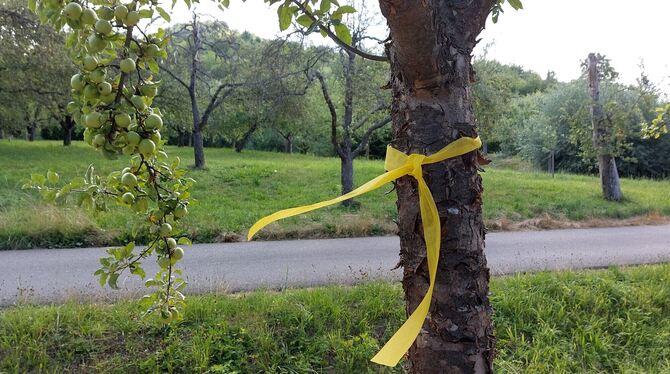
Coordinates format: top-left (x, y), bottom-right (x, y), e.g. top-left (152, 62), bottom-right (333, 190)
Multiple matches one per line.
top-left (235, 122), bottom-right (259, 153)
top-left (380, 1), bottom-right (495, 372)
top-left (192, 129), bottom-right (206, 169)
top-left (340, 152), bottom-right (354, 207)
top-left (62, 116), bottom-right (74, 146)
top-left (587, 53), bottom-right (623, 201)
top-left (284, 135), bottom-right (293, 154)
top-left (27, 124), bottom-right (36, 141)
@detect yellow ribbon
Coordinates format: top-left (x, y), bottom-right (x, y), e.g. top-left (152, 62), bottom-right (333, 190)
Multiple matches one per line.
top-left (247, 136), bottom-right (482, 367)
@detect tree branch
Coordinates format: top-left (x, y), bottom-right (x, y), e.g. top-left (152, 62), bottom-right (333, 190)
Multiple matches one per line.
top-left (352, 102), bottom-right (389, 131)
top-left (290, 0), bottom-right (388, 62)
top-left (353, 116), bottom-right (391, 157)
top-left (313, 71), bottom-right (345, 158)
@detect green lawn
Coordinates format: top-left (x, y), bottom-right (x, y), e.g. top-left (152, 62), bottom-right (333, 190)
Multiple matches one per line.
top-left (1, 264), bottom-right (669, 373)
top-left (1, 140), bottom-right (669, 249)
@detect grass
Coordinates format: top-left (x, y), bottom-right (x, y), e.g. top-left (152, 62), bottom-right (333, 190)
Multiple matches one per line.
top-left (1, 140), bottom-right (670, 249)
top-left (1, 264), bottom-right (670, 372)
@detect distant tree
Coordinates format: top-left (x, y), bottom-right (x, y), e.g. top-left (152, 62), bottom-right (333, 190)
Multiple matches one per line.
top-left (160, 14), bottom-right (244, 168)
top-left (587, 53), bottom-right (623, 201)
top-left (312, 1), bottom-right (390, 206)
top-left (0, 0), bottom-right (74, 144)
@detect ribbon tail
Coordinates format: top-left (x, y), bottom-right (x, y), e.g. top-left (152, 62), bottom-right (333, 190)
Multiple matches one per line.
top-left (371, 177), bottom-right (441, 367)
top-left (247, 167), bottom-right (410, 240)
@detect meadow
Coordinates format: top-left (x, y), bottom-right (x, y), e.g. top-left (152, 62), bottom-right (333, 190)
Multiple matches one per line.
top-left (1, 264), bottom-right (669, 373)
top-left (1, 140), bottom-right (669, 249)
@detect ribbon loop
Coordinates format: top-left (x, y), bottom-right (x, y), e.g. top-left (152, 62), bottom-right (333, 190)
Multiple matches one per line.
top-left (247, 136), bottom-right (482, 367)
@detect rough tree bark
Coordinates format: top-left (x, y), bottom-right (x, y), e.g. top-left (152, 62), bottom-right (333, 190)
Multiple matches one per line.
top-left (587, 53), bottom-right (622, 201)
top-left (379, 1), bottom-right (496, 372)
top-left (61, 115), bottom-right (74, 146)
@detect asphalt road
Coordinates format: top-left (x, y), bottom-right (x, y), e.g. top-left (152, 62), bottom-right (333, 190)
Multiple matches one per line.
top-left (1, 224), bottom-right (669, 306)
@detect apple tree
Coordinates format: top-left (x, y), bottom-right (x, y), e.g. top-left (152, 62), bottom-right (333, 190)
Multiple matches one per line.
top-left (28, 0), bottom-right (522, 371)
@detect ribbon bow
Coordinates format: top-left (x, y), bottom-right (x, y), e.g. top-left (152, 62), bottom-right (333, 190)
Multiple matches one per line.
top-left (247, 136), bottom-right (482, 367)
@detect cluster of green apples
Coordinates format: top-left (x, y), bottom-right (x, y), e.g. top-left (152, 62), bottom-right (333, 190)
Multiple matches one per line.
top-left (56, 0), bottom-right (168, 161)
top-left (33, 0), bottom-right (189, 319)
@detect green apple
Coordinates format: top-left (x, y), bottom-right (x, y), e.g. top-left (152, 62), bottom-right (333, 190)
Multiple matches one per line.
top-left (121, 172), bottom-right (137, 187)
top-left (173, 205), bottom-right (188, 218)
top-left (89, 68), bottom-right (106, 84)
top-left (144, 43), bottom-right (160, 58)
top-left (97, 82), bottom-right (112, 96)
top-left (99, 93), bottom-right (115, 105)
top-left (93, 133), bottom-right (106, 147)
top-left (130, 95), bottom-right (146, 111)
top-left (145, 113), bottom-right (162, 130)
top-left (170, 247), bottom-right (184, 260)
top-left (83, 84), bottom-right (99, 100)
top-left (121, 192), bottom-right (135, 205)
top-left (166, 238), bottom-right (177, 249)
top-left (84, 112), bottom-right (103, 128)
top-left (114, 112), bottom-right (131, 128)
top-left (159, 222), bottom-right (172, 237)
top-left (114, 4), bottom-right (128, 20)
top-left (82, 55), bottom-right (98, 71)
top-left (70, 74), bottom-right (86, 90)
top-left (150, 131), bottom-right (161, 144)
top-left (140, 84), bottom-right (157, 98)
top-left (80, 7), bottom-right (97, 25)
top-left (94, 19), bottom-right (113, 35)
top-left (63, 2), bottom-right (82, 20)
top-left (96, 6), bottom-right (114, 20)
top-left (87, 33), bottom-right (106, 53)
top-left (138, 139), bottom-right (156, 156)
top-left (126, 131), bottom-right (141, 146)
top-left (66, 101), bottom-right (78, 114)
top-left (124, 10), bottom-right (140, 26)
top-left (120, 58), bottom-right (136, 73)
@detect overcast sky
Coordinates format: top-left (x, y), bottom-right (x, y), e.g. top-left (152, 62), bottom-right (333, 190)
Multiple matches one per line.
top-left (171, 0), bottom-right (670, 93)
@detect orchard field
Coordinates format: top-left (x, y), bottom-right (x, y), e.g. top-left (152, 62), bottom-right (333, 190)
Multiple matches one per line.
top-left (1, 140), bottom-right (669, 250)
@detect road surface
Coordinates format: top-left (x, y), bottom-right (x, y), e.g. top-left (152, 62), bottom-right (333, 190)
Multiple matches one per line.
top-left (0, 224), bottom-right (668, 305)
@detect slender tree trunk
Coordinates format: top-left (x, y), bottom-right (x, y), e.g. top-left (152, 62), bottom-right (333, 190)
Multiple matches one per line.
top-left (380, 1), bottom-right (495, 372)
top-left (340, 151), bottom-right (354, 207)
top-left (284, 134), bottom-right (293, 154)
top-left (62, 116), bottom-right (74, 146)
top-left (27, 124), bottom-right (36, 141)
top-left (588, 53), bottom-right (622, 201)
top-left (192, 128), bottom-right (206, 169)
top-left (235, 122), bottom-right (259, 153)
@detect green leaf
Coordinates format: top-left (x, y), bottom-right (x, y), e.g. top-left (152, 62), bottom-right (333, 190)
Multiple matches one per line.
top-left (507, 0), bottom-right (523, 10)
top-left (177, 237), bottom-right (192, 246)
top-left (319, 0), bottom-right (331, 13)
top-left (156, 7), bottom-right (171, 21)
top-left (296, 14), bottom-right (313, 28)
top-left (333, 5), bottom-right (355, 17)
top-left (277, 5), bottom-right (294, 31)
top-left (47, 170), bottom-right (59, 184)
top-left (31, 173), bottom-right (46, 185)
top-left (108, 273), bottom-right (120, 289)
top-left (333, 23), bottom-right (352, 45)
top-left (27, 0), bottom-right (36, 12)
